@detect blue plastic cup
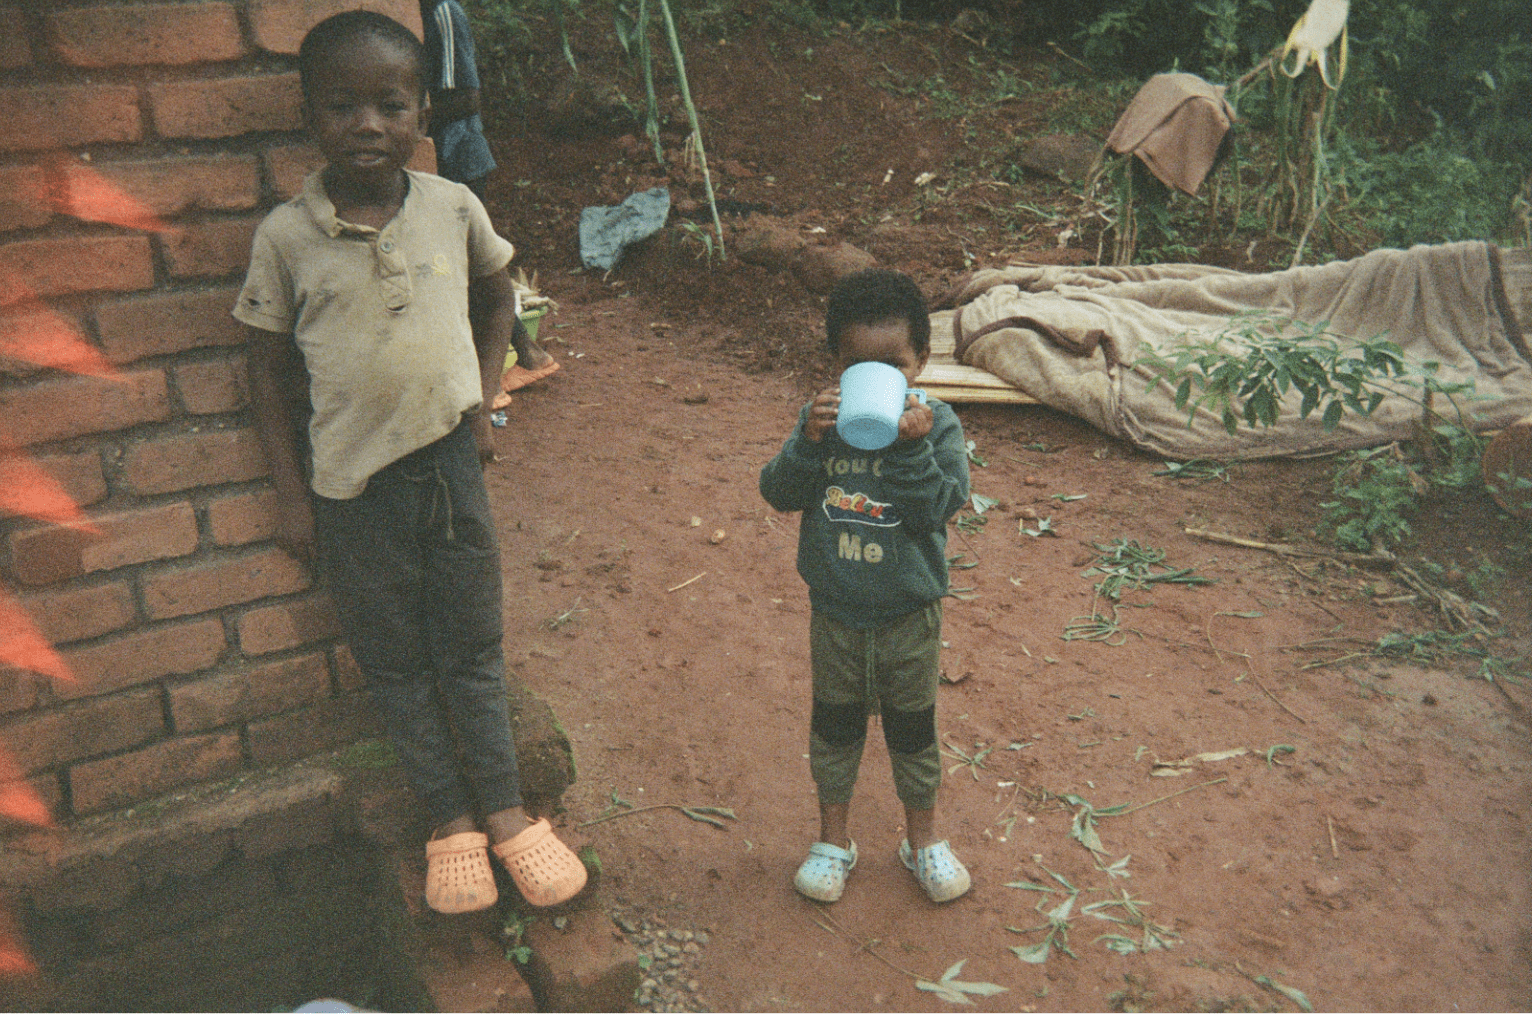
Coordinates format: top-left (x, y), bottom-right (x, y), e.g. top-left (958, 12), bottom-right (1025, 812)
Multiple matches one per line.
top-left (836, 361), bottom-right (927, 450)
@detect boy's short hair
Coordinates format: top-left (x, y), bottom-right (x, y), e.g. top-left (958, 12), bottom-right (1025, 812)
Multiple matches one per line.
top-left (299, 10), bottom-right (426, 102)
top-left (824, 269), bottom-right (931, 357)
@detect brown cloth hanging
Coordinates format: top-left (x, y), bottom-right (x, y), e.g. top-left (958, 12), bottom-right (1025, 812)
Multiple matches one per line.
top-left (1105, 72), bottom-right (1235, 196)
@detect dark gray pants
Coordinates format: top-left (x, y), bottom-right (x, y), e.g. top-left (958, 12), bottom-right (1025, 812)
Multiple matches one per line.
top-left (313, 419), bottom-right (522, 827)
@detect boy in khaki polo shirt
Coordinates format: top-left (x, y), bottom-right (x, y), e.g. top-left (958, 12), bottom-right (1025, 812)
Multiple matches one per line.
top-left (237, 10), bottom-right (584, 914)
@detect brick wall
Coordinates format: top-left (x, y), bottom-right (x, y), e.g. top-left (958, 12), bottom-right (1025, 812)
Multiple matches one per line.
top-left (0, 0), bottom-right (435, 824)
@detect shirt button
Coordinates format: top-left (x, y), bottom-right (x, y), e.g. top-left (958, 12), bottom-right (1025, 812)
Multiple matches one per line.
top-left (379, 239), bottom-right (394, 253)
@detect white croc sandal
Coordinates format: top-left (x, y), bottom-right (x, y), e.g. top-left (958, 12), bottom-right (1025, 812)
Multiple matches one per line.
top-left (899, 838), bottom-right (971, 903)
top-left (793, 839), bottom-right (858, 902)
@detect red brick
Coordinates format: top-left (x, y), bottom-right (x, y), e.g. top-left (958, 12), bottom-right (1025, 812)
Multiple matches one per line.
top-left (249, 0), bottom-right (422, 55)
top-left (237, 592), bottom-right (340, 655)
top-left (263, 144), bottom-right (323, 201)
top-left (174, 355), bottom-right (247, 415)
top-left (121, 428), bottom-right (266, 496)
top-left (148, 74), bottom-right (301, 140)
top-left (0, 775), bottom-right (62, 836)
top-left (161, 217), bottom-right (259, 279)
top-left (141, 547), bottom-right (309, 620)
top-left (64, 156), bottom-right (260, 218)
top-left (0, 6), bottom-right (30, 70)
top-left (0, 368), bottom-right (169, 448)
top-left (46, 3), bottom-right (245, 68)
top-left (247, 693), bottom-right (381, 766)
top-left (331, 643), bottom-right (365, 691)
top-left (0, 306), bottom-right (91, 381)
top-left (0, 235), bottom-right (154, 299)
top-left (412, 136), bottom-right (437, 175)
top-left (206, 487), bottom-right (278, 546)
top-left (18, 580), bottom-right (135, 645)
top-left (69, 731), bottom-right (242, 815)
top-left (7, 502), bottom-right (198, 586)
top-left (29, 449), bottom-right (108, 508)
top-left (94, 287), bottom-right (244, 364)
top-left (0, 668), bottom-right (42, 714)
top-left (0, 84), bottom-right (142, 152)
top-left (90, 859), bottom-right (276, 949)
top-left (0, 163), bottom-right (49, 231)
top-left (168, 650), bottom-right (329, 731)
top-left (0, 687), bottom-right (163, 774)
top-left (59, 618), bottom-right (226, 700)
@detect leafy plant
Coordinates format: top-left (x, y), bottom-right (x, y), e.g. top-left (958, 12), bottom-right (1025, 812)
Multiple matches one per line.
top-left (1062, 605), bottom-right (1139, 645)
top-left (1006, 869), bottom-right (1081, 964)
top-left (1083, 539), bottom-right (1214, 600)
top-left (1058, 792), bottom-right (1131, 857)
top-left (1135, 313), bottom-right (1410, 437)
top-left (1019, 516), bottom-right (1056, 538)
top-left (676, 220), bottom-right (719, 263)
top-left (1321, 446), bottom-right (1422, 551)
top-left (1086, 889), bottom-right (1181, 954)
top-left (941, 739), bottom-right (992, 780)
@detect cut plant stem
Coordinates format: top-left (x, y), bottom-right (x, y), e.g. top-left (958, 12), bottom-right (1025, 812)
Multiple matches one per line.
top-left (1115, 777), bottom-right (1228, 817)
top-left (578, 802), bottom-right (735, 828)
top-left (1250, 674), bottom-right (1308, 722)
top-left (657, 0), bottom-right (725, 259)
top-left (811, 907), bottom-right (926, 982)
top-left (667, 571), bottom-right (706, 593)
top-left (1184, 527), bottom-right (1394, 564)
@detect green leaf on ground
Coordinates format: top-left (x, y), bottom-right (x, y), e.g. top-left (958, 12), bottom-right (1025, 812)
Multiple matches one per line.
top-left (915, 959), bottom-right (1008, 1006)
top-left (1253, 974), bottom-right (1314, 1012)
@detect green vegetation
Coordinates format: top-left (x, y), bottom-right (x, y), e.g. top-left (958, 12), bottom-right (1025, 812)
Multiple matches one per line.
top-left (465, 0), bottom-right (1526, 260)
top-left (1137, 312), bottom-right (1488, 553)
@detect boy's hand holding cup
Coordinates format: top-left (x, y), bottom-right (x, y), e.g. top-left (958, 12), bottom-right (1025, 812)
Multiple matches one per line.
top-left (804, 385), bottom-right (842, 443)
top-left (832, 361), bottom-right (929, 449)
top-left (895, 392), bottom-right (933, 443)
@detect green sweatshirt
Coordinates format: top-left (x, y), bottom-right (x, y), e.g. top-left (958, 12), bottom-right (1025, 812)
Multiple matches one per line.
top-left (759, 398), bottom-right (970, 627)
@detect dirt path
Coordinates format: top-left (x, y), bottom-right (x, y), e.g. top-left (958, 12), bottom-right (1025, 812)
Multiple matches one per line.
top-left (484, 293), bottom-right (1531, 1012)
top-left (468, 13), bottom-right (1532, 1009)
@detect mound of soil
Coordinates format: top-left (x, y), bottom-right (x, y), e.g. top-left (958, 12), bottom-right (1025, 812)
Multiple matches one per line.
top-left (477, 10), bottom-right (1532, 1010)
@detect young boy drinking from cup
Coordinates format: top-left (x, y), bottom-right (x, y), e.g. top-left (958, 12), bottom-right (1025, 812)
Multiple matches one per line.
top-left (759, 269), bottom-right (973, 903)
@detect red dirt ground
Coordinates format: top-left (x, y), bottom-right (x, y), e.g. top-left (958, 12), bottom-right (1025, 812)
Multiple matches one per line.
top-left (476, 12), bottom-right (1532, 1011)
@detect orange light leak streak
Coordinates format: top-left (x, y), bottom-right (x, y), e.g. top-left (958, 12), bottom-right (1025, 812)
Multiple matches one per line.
top-left (0, 451), bottom-right (98, 531)
top-left (29, 157), bottom-right (167, 233)
top-left (0, 746), bottom-right (52, 832)
top-left (0, 156), bottom-right (166, 976)
top-left (0, 296), bottom-right (115, 379)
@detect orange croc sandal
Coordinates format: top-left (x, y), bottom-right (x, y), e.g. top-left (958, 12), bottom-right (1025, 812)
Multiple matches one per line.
top-left (493, 818), bottom-right (587, 908)
top-left (425, 831), bottom-right (499, 914)
top-left (501, 360), bottom-right (560, 392)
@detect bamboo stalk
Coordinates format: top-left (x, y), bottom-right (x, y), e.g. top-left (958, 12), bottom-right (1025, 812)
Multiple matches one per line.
top-left (635, 0), bottom-right (664, 165)
top-left (657, 0), bottom-right (725, 260)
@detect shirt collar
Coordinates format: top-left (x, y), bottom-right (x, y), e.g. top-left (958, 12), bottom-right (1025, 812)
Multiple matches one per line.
top-left (300, 170), bottom-right (413, 238)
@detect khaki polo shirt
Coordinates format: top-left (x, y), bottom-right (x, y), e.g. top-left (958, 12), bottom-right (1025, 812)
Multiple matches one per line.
top-left (234, 170), bottom-right (515, 499)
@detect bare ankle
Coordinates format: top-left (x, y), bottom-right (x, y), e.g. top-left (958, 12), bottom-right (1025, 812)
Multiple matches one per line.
top-left (485, 809), bottom-right (532, 844)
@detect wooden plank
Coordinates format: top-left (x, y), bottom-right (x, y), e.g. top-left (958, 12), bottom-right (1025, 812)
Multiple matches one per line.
top-left (923, 384), bottom-right (1040, 405)
top-left (918, 330), bottom-right (1037, 404)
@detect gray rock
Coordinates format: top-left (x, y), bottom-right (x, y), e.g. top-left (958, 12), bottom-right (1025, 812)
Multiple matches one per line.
top-left (1015, 133), bottom-right (1103, 183)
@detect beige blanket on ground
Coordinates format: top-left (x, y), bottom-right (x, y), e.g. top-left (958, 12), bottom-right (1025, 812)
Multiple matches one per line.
top-left (937, 241), bottom-right (1532, 459)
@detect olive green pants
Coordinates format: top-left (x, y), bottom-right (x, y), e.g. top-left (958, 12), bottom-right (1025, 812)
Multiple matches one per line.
top-left (808, 602), bottom-right (943, 811)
